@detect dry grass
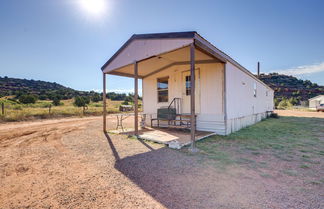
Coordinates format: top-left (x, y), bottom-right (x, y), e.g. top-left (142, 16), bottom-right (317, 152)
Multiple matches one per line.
top-left (0, 99), bottom-right (125, 122)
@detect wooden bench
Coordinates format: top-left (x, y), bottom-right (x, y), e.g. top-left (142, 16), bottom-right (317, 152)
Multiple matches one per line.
top-left (151, 108), bottom-right (195, 128)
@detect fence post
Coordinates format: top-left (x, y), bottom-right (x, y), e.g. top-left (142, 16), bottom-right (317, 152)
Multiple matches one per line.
top-left (1, 103), bottom-right (4, 115)
top-left (49, 104), bottom-right (51, 114)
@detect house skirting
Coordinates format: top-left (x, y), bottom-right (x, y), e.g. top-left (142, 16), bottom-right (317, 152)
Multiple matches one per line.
top-left (225, 112), bottom-right (270, 135)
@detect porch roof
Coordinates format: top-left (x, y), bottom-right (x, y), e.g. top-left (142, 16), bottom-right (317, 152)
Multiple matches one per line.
top-left (101, 31), bottom-right (226, 78)
top-left (101, 31), bottom-right (273, 90)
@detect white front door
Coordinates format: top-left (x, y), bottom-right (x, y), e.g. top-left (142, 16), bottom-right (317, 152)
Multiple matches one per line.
top-left (182, 69), bottom-right (200, 114)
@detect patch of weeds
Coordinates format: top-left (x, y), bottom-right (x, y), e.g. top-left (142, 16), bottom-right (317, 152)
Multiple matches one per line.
top-left (235, 157), bottom-right (255, 165)
top-left (302, 154), bottom-right (310, 158)
top-left (128, 135), bottom-right (138, 140)
top-left (251, 151), bottom-right (261, 155)
top-left (309, 180), bottom-right (322, 185)
top-left (282, 169), bottom-right (298, 176)
top-left (258, 161), bottom-right (268, 168)
top-left (274, 153), bottom-right (294, 162)
top-left (299, 149), bottom-right (310, 153)
top-left (260, 173), bottom-right (272, 178)
top-left (245, 145), bottom-right (259, 151)
top-left (269, 143), bottom-right (285, 150)
top-left (206, 151), bottom-right (234, 165)
top-left (301, 158), bottom-right (320, 164)
top-left (300, 164), bottom-right (310, 169)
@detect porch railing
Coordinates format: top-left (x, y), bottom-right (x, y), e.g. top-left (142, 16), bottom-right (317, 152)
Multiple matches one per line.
top-left (168, 97), bottom-right (181, 114)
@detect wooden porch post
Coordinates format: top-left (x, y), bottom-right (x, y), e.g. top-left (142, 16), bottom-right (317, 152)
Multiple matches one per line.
top-left (103, 72), bottom-right (107, 132)
top-left (190, 43), bottom-right (197, 151)
top-left (134, 61), bottom-right (139, 137)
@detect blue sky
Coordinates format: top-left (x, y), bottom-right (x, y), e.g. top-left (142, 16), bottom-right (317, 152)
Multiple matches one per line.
top-left (0, 0), bottom-right (324, 92)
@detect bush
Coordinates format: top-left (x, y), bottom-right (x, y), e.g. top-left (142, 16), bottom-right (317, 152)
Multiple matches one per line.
top-left (39, 95), bottom-right (48, 100)
top-left (270, 112), bottom-right (279, 118)
top-left (122, 100), bottom-right (129, 105)
top-left (91, 94), bottom-right (101, 102)
top-left (277, 98), bottom-right (293, 109)
top-left (18, 94), bottom-right (37, 104)
top-left (52, 98), bottom-right (61, 106)
top-left (74, 96), bottom-right (86, 107)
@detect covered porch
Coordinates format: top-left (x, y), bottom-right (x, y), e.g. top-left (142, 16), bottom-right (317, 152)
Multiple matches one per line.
top-left (101, 32), bottom-right (226, 150)
top-left (107, 114), bottom-right (215, 149)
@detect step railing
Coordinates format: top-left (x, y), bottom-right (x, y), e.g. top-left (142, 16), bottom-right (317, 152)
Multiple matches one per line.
top-left (168, 97), bottom-right (181, 114)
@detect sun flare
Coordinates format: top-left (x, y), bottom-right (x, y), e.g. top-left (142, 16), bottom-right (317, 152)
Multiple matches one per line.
top-left (79, 0), bottom-right (107, 17)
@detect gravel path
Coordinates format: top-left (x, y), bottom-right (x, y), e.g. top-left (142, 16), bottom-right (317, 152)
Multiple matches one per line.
top-left (0, 114), bottom-right (323, 208)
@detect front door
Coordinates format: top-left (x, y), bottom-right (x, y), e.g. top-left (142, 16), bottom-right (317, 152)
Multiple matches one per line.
top-left (182, 69), bottom-right (200, 114)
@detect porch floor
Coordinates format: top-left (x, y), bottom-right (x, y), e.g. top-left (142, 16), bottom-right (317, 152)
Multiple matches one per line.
top-left (109, 127), bottom-right (215, 149)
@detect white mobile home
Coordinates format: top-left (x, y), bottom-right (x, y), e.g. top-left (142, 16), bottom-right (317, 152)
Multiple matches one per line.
top-left (309, 95), bottom-right (324, 110)
top-left (101, 31), bottom-right (274, 143)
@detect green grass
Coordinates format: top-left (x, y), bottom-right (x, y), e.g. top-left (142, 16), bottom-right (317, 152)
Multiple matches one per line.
top-left (194, 116), bottom-right (324, 169)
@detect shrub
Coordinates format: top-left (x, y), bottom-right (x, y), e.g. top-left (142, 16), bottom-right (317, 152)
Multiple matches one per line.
top-left (270, 112), bottom-right (279, 118)
top-left (74, 96), bottom-right (86, 107)
top-left (91, 94), bottom-right (101, 102)
top-left (277, 98), bottom-right (293, 109)
top-left (52, 98), bottom-right (61, 106)
top-left (122, 100), bottom-right (129, 105)
top-left (18, 94), bottom-right (37, 104)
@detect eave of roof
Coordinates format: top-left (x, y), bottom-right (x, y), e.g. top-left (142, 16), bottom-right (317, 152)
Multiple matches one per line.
top-left (309, 95), bottom-right (324, 100)
top-left (101, 31), bottom-right (196, 71)
top-left (101, 31), bottom-right (273, 91)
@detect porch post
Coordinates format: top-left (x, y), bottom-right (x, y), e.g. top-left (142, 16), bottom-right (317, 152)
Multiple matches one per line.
top-left (134, 61), bottom-right (139, 136)
top-left (103, 72), bottom-right (107, 132)
top-left (190, 43), bottom-right (197, 151)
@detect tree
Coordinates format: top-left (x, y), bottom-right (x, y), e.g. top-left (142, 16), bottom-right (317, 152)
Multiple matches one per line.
top-left (39, 95), bottom-right (48, 100)
top-left (74, 96), bottom-right (86, 107)
top-left (91, 93), bottom-right (101, 102)
top-left (74, 96), bottom-right (87, 114)
top-left (52, 98), bottom-right (61, 106)
top-left (18, 94), bottom-right (37, 104)
top-left (82, 96), bottom-right (90, 104)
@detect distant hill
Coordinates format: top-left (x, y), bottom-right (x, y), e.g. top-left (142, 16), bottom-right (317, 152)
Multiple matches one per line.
top-left (0, 76), bottom-right (84, 100)
top-left (0, 76), bottom-right (136, 101)
top-left (1, 74), bottom-right (322, 104)
top-left (258, 73), bottom-right (324, 105)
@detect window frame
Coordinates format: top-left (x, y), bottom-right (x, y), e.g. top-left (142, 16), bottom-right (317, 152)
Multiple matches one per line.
top-left (253, 83), bottom-right (257, 97)
top-left (157, 76), bottom-right (169, 103)
top-left (185, 75), bottom-right (191, 96)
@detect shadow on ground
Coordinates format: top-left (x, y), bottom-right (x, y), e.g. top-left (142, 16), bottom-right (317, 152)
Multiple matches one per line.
top-left (103, 132), bottom-right (248, 209)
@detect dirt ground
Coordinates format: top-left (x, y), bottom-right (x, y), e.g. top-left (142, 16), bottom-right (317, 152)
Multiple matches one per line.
top-left (275, 109), bottom-right (324, 118)
top-left (0, 112), bottom-right (323, 208)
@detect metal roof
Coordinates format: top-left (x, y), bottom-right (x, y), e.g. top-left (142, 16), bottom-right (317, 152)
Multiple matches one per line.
top-left (101, 31), bottom-right (273, 91)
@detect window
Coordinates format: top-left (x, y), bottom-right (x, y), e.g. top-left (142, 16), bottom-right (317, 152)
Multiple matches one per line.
top-left (185, 75), bottom-right (191, 95)
top-left (253, 83), bottom-right (257, 97)
top-left (157, 77), bottom-right (168, 102)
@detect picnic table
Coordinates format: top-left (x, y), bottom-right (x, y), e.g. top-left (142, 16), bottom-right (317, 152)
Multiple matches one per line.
top-left (115, 113), bottom-right (146, 131)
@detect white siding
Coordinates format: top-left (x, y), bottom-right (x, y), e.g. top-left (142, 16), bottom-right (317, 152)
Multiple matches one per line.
top-left (225, 62), bottom-right (274, 134)
top-left (143, 63), bottom-right (226, 134)
top-left (309, 95), bottom-right (324, 109)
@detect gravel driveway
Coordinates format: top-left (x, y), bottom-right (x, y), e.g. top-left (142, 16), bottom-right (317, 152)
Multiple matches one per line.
top-left (0, 114), bottom-right (323, 208)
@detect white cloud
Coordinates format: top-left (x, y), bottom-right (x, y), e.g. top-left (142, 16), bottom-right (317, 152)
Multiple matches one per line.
top-left (91, 89), bottom-right (142, 95)
top-left (275, 62), bottom-right (324, 76)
